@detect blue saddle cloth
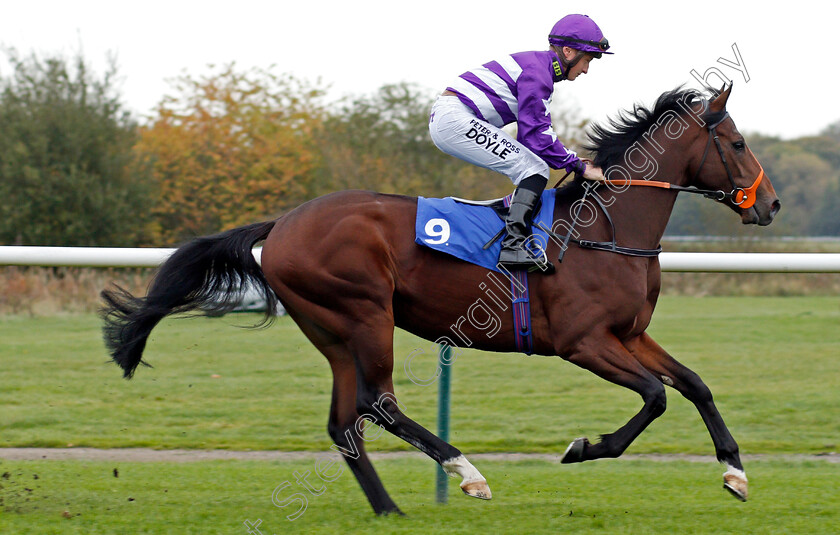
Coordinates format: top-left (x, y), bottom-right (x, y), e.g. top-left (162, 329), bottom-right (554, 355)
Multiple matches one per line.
top-left (415, 189), bottom-right (556, 273)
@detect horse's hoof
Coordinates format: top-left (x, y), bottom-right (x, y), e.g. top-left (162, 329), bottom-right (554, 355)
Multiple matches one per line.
top-left (723, 467), bottom-right (748, 502)
top-left (376, 507), bottom-right (406, 517)
top-left (442, 454), bottom-right (490, 499)
top-left (561, 437), bottom-right (589, 464)
top-left (460, 479), bottom-right (492, 500)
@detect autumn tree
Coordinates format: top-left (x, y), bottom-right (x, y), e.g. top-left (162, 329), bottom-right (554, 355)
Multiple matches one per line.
top-left (310, 82), bottom-right (508, 200)
top-left (0, 48), bottom-right (152, 246)
top-left (312, 82), bottom-right (590, 201)
top-left (312, 83), bottom-right (496, 200)
top-left (136, 64), bottom-right (325, 244)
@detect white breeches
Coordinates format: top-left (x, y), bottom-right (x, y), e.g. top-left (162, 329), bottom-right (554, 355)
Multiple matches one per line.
top-left (429, 95), bottom-right (549, 186)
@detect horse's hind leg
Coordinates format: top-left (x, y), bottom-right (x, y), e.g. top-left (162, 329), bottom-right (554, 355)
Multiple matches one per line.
top-left (348, 318), bottom-right (492, 500)
top-left (625, 333), bottom-right (748, 501)
top-left (326, 355), bottom-right (405, 515)
top-left (559, 332), bottom-right (668, 463)
top-left (292, 316), bottom-right (403, 515)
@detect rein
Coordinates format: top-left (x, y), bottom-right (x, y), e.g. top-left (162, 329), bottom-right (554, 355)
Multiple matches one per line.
top-left (551, 112), bottom-right (766, 260)
top-left (586, 113), bottom-right (765, 208)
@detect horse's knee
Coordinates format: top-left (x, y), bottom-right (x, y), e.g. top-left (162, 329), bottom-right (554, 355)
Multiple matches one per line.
top-left (327, 419), bottom-right (344, 444)
top-left (596, 383), bottom-right (666, 459)
top-left (355, 391), bottom-right (405, 430)
top-left (647, 383), bottom-right (667, 417)
top-left (354, 387), bottom-right (379, 416)
top-left (681, 371), bottom-right (714, 405)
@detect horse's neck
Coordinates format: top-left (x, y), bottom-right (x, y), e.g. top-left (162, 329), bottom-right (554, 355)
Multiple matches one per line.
top-left (606, 185), bottom-right (680, 249)
top-left (570, 166), bottom-right (684, 250)
top-left (611, 135), bottom-right (697, 245)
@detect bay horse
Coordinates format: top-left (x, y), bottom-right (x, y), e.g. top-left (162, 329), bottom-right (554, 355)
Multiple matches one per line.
top-left (101, 85), bottom-right (780, 515)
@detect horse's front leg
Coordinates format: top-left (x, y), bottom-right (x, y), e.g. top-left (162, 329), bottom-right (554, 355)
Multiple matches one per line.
top-left (558, 331), bottom-right (668, 464)
top-left (624, 332), bottom-right (748, 501)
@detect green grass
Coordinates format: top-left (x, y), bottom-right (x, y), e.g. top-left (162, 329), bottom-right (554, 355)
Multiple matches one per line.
top-left (1, 296), bottom-right (838, 455)
top-left (1, 458), bottom-right (838, 534)
top-left (2, 296), bottom-right (839, 533)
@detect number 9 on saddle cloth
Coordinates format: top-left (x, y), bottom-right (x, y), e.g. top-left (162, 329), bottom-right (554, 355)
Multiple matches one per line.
top-left (415, 190), bottom-right (556, 273)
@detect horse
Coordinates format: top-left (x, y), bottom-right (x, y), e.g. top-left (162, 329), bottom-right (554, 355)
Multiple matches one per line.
top-left (101, 84), bottom-right (780, 516)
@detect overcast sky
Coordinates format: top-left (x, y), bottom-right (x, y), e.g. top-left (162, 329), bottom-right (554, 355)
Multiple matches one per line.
top-left (2, 1), bottom-right (838, 139)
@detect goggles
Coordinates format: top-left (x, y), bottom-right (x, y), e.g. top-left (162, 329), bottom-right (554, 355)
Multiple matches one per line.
top-left (548, 35), bottom-right (610, 52)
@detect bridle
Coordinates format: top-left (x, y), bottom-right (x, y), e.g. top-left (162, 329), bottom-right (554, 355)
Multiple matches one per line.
top-left (583, 112), bottom-right (766, 209)
top-left (545, 111), bottom-right (767, 260)
top-left (685, 112), bottom-right (765, 209)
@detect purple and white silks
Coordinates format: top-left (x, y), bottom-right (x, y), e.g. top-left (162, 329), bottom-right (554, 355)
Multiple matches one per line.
top-left (445, 50), bottom-right (583, 175)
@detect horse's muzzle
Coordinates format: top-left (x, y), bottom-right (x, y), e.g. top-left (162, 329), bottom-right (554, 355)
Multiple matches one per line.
top-left (743, 198), bottom-right (780, 226)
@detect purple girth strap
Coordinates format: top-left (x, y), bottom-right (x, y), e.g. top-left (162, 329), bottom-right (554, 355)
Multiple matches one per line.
top-left (502, 193), bottom-right (534, 355)
top-left (509, 270), bottom-right (533, 355)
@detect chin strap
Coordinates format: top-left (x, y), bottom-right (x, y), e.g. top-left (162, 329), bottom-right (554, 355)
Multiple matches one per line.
top-left (552, 48), bottom-right (585, 81)
top-left (565, 51), bottom-right (585, 74)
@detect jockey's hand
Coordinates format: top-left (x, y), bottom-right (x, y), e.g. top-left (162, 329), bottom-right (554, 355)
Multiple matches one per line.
top-left (582, 162), bottom-right (606, 180)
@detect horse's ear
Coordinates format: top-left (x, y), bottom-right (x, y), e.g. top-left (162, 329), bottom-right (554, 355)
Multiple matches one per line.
top-left (710, 82), bottom-right (733, 112)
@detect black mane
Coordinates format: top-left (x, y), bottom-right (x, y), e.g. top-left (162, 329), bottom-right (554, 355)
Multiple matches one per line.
top-left (584, 87), bottom-right (725, 170)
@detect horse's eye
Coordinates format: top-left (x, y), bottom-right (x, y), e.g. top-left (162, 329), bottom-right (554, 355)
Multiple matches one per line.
top-left (733, 140), bottom-right (746, 152)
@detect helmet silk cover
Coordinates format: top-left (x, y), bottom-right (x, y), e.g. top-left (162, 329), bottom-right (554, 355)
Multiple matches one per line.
top-left (548, 14), bottom-right (612, 57)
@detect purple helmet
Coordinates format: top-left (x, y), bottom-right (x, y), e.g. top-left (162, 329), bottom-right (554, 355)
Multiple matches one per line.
top-left (548, 14), bottom-right (612, 57)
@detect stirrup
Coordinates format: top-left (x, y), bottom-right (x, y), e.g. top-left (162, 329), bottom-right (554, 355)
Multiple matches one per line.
top-left (528, 257), bottom-right (555, 274)
top-left (499, 247), bottom-right (555, 274)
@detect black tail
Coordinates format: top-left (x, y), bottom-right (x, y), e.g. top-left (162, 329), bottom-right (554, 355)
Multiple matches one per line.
top-left (100, 220), bottom-right (278, 378)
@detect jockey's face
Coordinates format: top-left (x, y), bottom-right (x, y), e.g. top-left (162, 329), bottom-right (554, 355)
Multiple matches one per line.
top-left (563, 47), bottom-right (594, 81)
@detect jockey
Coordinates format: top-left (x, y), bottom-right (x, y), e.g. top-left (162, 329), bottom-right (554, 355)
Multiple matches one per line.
top-left (429, 14), bottom-right (611, 271)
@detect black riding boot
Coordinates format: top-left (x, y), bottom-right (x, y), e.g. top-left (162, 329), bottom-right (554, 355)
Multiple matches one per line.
top-left (498, 177), bottom-right (553, 272)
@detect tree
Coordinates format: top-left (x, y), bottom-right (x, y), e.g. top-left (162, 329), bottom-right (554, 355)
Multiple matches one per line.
top-left (791, 134), bottom-right (840, 170)
top-left (310, 82), bottom-right (509, 200)
top-left (751, 139), bottom-right (837, 236)
top-left (135, 64), bottom-right (325, 244)
top-left (811, 179), bottom-right (840, 236)
top-left (822, 119), bottom-right (840, 142)
top-left (311, 82), bottom-right (587, 202)
top-left (0, 48), bottom-right (153, 246)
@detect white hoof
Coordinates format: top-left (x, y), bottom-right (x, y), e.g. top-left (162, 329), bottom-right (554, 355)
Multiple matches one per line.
top-left (442, 455), bottom-right (492, 500)
top-left (461, 479), bottom-right (492, 500)
top-left (723, 466), bottom-right (748, 501)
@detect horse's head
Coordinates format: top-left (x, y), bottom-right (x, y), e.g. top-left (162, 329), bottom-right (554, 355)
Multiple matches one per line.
top-left (688, 85), bottom-right (781, 226)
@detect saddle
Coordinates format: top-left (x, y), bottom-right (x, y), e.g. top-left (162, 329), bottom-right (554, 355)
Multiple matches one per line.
top-left (414, 191), bottom-right (555, 273)
top-left (451, 195), bottom-right (541, 223)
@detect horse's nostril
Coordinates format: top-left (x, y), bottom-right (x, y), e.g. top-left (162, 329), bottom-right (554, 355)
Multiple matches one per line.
top-left (770, 199), bottom-right (781, 217)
